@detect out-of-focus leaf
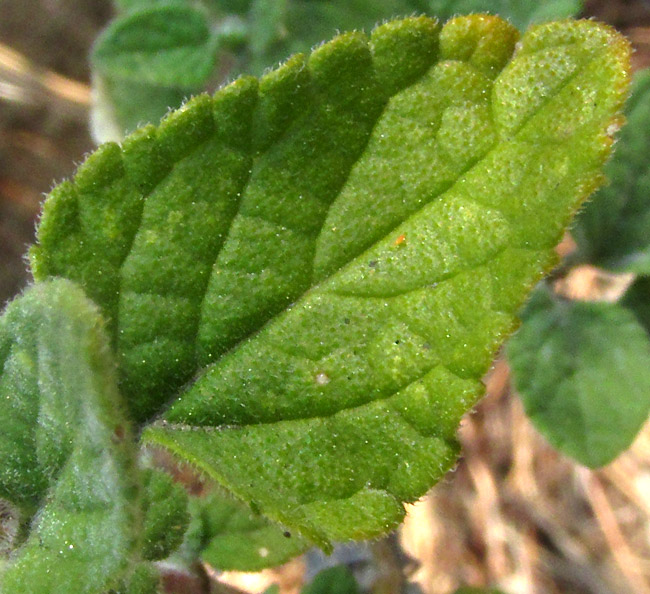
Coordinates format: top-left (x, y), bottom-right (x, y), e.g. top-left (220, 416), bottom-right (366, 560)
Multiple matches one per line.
top-left (33, 16), bottom-right (630, 546)
top-left (302, 566), bottom-right (360, 594)
top-left (573, 69), bottom-right (650, 274)
top-left (91, 3), bottom-right (223, 138)
top-left (0, 280), bottom-right (140, 593)
top-left (93, 4), bottom-right (217, 89)
top-left (508, 286), bottom-right (650, 467)
top-left (182, 492), bottom-right (308, 571)
top-left (425, 0), bottom-right (582, 30)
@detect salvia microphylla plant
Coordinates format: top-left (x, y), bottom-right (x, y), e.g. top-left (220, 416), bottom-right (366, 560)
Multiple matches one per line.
top-left (0, 11), bottom-right (636, 594)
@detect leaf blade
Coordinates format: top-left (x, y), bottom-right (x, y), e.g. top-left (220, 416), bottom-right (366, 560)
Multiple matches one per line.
top-left (33, 16), bottom-right (630, 544)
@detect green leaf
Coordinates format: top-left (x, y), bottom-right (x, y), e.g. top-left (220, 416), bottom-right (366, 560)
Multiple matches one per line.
top-left (91, 3), bottom-right (222, 136)
top-left (140, 468), bottom-right (189, 561)
top-left (182, 491), bottom-right (308, 571)
top-left (573, 69), bottom-right (650, 274)
top-left (32, 16), bottom-right (630, 545)
top-left (0, 280), bottom-right (140, 593)
top-left (93, 4), bottom-right (217, 89)
top-left (508, 287), bottom-right (650, 467)
top-left (425, 0), bottom-right (583, 30)
top-left (302, 566), bottom-right (360, 594)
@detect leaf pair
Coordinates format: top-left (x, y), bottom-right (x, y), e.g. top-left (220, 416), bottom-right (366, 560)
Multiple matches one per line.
top-left (27, 11), bottom-right (631, 560)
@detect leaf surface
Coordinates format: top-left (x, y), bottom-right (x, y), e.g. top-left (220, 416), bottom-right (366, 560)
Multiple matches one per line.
top-left (32, 16), bottom-right (629, 544)
top-left (0, 280), bottom-right (140, 593)
top-left (508, 287), bottom-right (650, 467)
top-left (573, 69), bottom-right (650, 274)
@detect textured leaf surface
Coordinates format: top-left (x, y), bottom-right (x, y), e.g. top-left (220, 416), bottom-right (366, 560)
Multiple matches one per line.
top-left (182, 492), bottom-right (308, 571)
top-left (0, 280), bottom-right (140, 593)
top-left (573, 69), bottom-right (650, 274)
top-left (508, 287), bottom-right (650, 467)
top-left (425, 0), bottom-right (582, 30)
top-left (33, 16), bottom-right (629, 544)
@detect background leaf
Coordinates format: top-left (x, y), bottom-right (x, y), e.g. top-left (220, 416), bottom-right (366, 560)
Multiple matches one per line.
top-left (508, 287), bottom-right (650, 468)
top-left (0, 280), bottom-right (141, 593)
top-left (34, 16), bottom-right (629, 546)
top-left (91, 3), bottom-right (227, 137)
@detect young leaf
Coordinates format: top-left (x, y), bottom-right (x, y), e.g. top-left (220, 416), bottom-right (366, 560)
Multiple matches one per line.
top-left (302, 566), bottom-right (360, 594)
top-left (508, 287), bottom-right (650, 468)
top-left (572, 69), bottom-right (650, 274)
top-left (425, 0), bottom-right (582, 30)
top-left (181, 491), bottom-right (308, 571)
top-left (0, 280), bottom-right (141, 593)
top-left (32, 16), bottom-right (630, 545)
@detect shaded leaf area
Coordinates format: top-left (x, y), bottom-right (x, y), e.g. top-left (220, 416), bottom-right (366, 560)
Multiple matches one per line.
top-left (508, 287), bottom-right (650, 468)
top-left (425, 0), bottom-right (582, 30)
top-left (34, 16), bottom-right (629, 546)
top-left (181, 491), bottom-right (308, 571)
top-left (0, 280), bottom-right (142, 593)
top-left (573, 68), bottom-right (650, 274)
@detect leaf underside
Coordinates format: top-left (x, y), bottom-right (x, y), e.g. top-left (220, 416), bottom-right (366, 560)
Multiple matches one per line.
top-left (0, 280), bottom-right (140, 593)
top-left (31, 16), bottom-right (629, 547)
